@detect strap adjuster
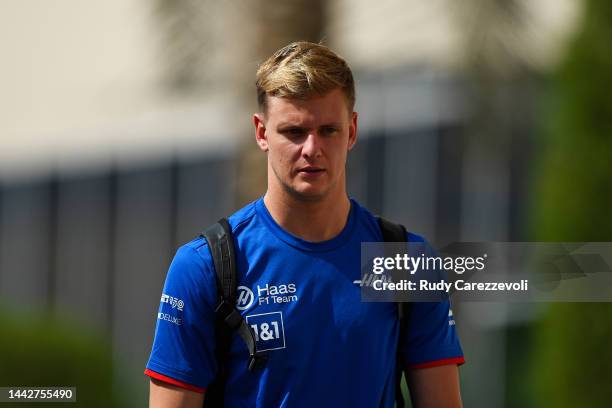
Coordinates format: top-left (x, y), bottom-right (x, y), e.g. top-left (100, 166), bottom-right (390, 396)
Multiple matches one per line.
top-left (215, 300), bottom-right (242, 330)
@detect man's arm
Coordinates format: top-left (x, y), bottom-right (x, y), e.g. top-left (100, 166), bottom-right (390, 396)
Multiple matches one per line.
top-left (405, 364), bottom-right (462, 408)
top-left (149, 379), bottom-right (205, 408)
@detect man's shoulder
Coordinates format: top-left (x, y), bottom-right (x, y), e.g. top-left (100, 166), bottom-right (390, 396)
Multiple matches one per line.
top-left (226, 199), bottom-right (259, 234)
top-left (353, 199), bottom-right (426, 243)
top-left (174, 237), bottom-right (211, 272)
top-left (177, 199), bottom-right (259, 260)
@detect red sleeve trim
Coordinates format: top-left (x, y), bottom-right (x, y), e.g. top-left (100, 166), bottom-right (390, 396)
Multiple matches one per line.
top-left (408, 356), bottom-right (465, 370)
top-left (144, 368), bottom-right (206, 394)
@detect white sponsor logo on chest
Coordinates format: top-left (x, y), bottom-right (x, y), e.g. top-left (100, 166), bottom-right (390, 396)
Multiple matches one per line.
top-left (256, 283), bottom-right (298, 306)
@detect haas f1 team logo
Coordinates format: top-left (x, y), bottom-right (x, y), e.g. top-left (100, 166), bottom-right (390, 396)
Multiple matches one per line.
top-left (236, 283), bottom-right (299, 310)
top-left (236, 286), bottom-right (254, 310)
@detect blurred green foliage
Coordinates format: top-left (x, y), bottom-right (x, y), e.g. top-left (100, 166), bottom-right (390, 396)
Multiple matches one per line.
top-left (531, 0), bottom-right (612, 406)
top-left (0, 310), bottom-right (124, 408)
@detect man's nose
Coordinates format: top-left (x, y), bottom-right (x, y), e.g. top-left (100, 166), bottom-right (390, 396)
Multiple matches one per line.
top-left (302, 132), bottom-right (322, 158)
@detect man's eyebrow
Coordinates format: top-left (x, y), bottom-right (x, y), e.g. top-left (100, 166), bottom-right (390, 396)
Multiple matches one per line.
top-left (276, 122), bottom-right (306, 129)
top-left (276, 121), bottom-right (342, 130)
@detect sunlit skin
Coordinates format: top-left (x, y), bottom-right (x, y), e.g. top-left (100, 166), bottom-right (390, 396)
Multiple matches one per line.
top-left (253, 88), bottom-right (358, 242)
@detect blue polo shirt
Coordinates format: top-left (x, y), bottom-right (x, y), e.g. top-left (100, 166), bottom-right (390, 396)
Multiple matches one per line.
top-left (145, 198), bottom-right (464, 407)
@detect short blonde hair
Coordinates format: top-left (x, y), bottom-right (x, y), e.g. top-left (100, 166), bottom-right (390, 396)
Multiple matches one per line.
top-left (256, 41), bottom-right (355, 113)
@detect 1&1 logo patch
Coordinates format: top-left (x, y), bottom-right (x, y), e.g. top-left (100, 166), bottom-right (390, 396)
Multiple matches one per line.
top-left (246, 311), bottom-right (286, 351)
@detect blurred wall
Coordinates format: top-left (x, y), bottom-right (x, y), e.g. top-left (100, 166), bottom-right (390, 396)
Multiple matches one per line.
top-left (0, 0), bottom-right (583, 406)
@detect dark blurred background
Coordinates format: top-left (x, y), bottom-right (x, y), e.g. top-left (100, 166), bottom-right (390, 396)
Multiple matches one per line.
top-left (1, 0), bottom-right (610, 406)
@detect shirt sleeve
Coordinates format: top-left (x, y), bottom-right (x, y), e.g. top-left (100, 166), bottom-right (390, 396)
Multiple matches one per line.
top-left (400, 300), bottom-right (464, 368)
top-left (145, 241), bottom-right (218, 390)
top-left (399, 234), bottom-right (465, 369)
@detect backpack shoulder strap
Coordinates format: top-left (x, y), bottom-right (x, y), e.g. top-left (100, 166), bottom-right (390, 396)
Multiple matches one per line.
top-left (200, 219), bottom-right (266, 405)
top-left (376, 216), bottom-right (408, 321)
top-left (203, 218), bottom-right (236, 304)
top-left (201, 218), bottom-right (266, 369)
top-left (376, 216), bottom-right (410, 408)
top-left (377, 216), bottom-right (407, 243)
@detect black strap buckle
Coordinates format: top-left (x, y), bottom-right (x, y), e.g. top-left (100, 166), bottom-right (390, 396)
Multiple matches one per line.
top-left (215, 300), bottom-right (242, 330)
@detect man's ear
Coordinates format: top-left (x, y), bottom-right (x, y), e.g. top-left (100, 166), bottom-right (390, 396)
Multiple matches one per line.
top-left (253, 113), bottom-right (268, 152)
top-left (348, 111), bottom-right (358, 151)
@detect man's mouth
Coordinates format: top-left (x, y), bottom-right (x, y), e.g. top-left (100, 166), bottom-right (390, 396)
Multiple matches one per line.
top-left (298, 167), bottom-right (325, 174)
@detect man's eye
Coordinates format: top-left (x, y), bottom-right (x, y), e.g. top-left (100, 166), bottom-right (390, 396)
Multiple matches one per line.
top-left (321, 127), bottom-right (338, 135)
top-left (282, 128), bottom-right (304, 136)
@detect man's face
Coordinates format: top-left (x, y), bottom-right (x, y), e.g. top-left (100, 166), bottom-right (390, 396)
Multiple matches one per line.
top-left (254, 88), bottom-right (358, 201)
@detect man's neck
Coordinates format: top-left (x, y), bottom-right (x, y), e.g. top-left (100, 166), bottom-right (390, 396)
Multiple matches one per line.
top-left (263, 188), bottom-right (351, 242)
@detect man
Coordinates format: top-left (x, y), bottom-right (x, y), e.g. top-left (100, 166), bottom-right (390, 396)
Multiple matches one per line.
top-left (145, 41), bottom-right (464, 407)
